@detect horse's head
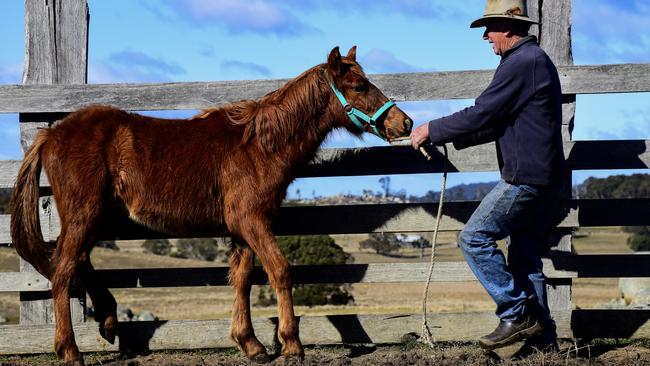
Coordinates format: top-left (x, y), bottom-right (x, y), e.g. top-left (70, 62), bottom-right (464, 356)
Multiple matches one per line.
top-left (325, 46), bottom-right (412, 141)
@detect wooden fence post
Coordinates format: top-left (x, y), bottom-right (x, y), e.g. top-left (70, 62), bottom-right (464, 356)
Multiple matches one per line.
top-left (533, 0), bottom-right (576, 322)
top-left (19, 0), bottom-right (89, 325)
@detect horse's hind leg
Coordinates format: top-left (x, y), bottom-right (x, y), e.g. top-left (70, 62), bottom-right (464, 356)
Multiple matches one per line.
top-left (229, 244), bottom-right (269, 363)
top-left (81, 260), bottom-right (118, 343)
top-left (50, 229), bottom-right (90, 365)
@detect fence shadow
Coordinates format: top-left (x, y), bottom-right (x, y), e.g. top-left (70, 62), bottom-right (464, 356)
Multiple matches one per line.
top-left (115, 320), bottom-right (168, 355)
top-left (571, 309), bottom-right (650, 340)
top-left (567, 140), bottom-right (648, 170)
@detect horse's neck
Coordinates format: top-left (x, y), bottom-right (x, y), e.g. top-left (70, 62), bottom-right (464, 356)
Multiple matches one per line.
top-left (261, 70), bottom-right (342, 168)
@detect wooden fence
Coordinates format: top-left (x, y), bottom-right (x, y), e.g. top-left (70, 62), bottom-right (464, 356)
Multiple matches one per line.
top-left (1, 0), bottom-right (650, 354)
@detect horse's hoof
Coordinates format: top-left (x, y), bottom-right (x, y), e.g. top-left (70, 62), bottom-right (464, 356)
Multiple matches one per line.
top-left (283, 354), bottom-right (304, 365)
top-left (99, 317), bottom-right (117, 344)
top-left (249, 351), bottom-right (270, 364)
top-left (282, 344), bottom-right (305, 361)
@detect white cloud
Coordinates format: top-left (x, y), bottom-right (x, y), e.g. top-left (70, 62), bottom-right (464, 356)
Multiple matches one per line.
top-left (147, 0), bottom-right (319, 37)
top-left (221, 60), bottom-right (271, 77)
top-left (283, 0), bottom-right (471, 20)
top-left (89, 50), bottom-right (185, 83)
top-left (361, 49), bottom-right (426, 74)
top-left (573, 0), bottom-right (650, 63)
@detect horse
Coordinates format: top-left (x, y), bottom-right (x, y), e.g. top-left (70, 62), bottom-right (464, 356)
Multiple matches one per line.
top-left (10, 46), bottom-right (412, 365)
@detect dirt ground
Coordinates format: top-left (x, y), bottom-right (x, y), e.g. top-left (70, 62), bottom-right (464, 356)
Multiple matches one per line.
top-left (2, 341), bottom-right (650, 366)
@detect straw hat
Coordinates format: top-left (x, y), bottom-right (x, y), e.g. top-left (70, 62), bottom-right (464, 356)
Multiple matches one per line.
top-left (470, 0), bottom-right (539, 28)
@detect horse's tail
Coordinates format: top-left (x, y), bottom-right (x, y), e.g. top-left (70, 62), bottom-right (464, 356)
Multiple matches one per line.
top-left (10, 130), bottom-right (54, 279)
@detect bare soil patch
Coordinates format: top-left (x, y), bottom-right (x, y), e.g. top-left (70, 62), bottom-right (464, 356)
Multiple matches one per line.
top-left (2, 341), bottom-right (650, 365)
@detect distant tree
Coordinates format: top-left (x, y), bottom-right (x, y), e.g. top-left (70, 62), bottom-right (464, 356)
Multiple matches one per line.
top-left (422, 190), bottom-right (440, 202)
top-left (96, 241), bottom-right (119, 251)
top-left (576, 174), bottom-right (650, 251)
top-left (379, 176), bottom-right (391, 198)
top-left (410, 236), bottom-right (431, 258)
top-left (580, 174), bottom-right (650, 199)
top-left (0, 189), bottom-right (11, 214)
top-left (255, 235), bottom-right (354, 307)
top-left (622, 227), bottom-right (650, 252)
top-left (173, 237), bottom-right (221, 261)
top-left (142, 238), bottom-right (172, 256)
top-left (394, 189), bottom-right (407, 201)
top-left (360, 233), bottom-right (401, 255)
top-left (628, 234), bottom-right (650, 252)
top-left (447, 186), bottom-right (467, 201)
top-left (623, 226), bottom-right (650, 235)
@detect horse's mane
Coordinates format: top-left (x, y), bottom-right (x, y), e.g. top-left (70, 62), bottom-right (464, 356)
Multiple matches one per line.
top-left (195, 64), bottom-right (331, 152)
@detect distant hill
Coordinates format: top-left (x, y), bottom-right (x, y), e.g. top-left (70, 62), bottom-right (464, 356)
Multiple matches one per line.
top-left (443, 182), bottom-right (498, 201)
top-left (287, 181), bottom-right (500, 206)
top-left (290, 173), bottom-right (650, 206)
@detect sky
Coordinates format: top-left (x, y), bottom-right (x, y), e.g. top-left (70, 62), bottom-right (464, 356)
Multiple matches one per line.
top-left (0, 0), bottom-right (649, 198)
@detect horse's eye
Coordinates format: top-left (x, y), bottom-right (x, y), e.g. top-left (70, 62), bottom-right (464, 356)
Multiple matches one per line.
top-left (353, 85), bottom-right (366, 93)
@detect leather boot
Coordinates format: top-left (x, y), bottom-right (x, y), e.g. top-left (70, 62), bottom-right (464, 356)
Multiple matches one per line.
top-left (479, 313), bottom-right (543, 350)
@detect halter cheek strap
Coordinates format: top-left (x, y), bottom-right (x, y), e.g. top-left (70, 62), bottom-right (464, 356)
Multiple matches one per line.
top-left (326, 72), bottom-right (395, 140)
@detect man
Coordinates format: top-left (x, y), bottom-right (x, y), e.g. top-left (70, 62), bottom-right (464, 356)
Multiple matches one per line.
top-left (410, 0), bottom-right (565, 352)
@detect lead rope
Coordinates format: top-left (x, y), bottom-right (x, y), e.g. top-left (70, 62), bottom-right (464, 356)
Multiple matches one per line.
top-left (420, 144), bottom-right (447, 347)
top-left (390, 138), bottom-right (448, 347)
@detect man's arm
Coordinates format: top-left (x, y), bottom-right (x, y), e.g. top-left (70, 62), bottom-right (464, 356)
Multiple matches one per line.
top-left (427, 59), bottom-right (527, 146)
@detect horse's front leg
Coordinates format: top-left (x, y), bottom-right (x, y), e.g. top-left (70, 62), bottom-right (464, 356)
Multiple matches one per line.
top-left (233, 216), bottom-right (304, 360)
top-left (228, 244), bottom-right (269, 363)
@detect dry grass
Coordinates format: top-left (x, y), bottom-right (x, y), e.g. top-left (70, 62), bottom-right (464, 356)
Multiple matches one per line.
top-left (0, 229), bottom-right (633, 323)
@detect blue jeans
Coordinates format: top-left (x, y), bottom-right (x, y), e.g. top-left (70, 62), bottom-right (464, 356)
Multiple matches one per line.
top-left (459, 180), bottom-right (560, 337)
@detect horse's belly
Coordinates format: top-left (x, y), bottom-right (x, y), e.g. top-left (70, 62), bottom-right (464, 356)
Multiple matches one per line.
top-left (120, 191), bottom-right (225, 237)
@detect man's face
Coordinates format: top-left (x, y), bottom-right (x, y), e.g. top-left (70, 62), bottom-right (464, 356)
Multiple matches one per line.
top-left (482, 21), bottom-right (510, 56)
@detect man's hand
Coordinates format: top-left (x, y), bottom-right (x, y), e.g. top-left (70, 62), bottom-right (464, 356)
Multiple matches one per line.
top-left (410, 123), bottom-right (430, 150)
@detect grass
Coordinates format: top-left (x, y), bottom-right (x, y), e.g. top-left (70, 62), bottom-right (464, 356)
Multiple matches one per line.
top-left (0, 228), bottom-right (636, 325)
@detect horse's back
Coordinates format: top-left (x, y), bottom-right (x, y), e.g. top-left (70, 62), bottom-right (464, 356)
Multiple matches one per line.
top-left (41, 105), bottom-right (235, 235)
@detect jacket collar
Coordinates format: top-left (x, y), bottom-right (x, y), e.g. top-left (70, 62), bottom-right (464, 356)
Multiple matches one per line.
top-left (501, 35), bottom-right (538, 60)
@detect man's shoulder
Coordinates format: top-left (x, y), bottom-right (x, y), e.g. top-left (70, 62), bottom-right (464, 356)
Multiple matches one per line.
top-left (513, 41), bottom-right (546, 61)
top-left (506, 42), bottom-right (553, 69)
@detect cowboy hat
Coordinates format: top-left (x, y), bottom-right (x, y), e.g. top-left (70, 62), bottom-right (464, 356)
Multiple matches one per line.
top-left (470, 0), bottom-right (539, 28)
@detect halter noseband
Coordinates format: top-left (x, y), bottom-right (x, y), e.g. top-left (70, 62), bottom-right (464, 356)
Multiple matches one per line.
top-left (325, 71), bottom-right (396, 140)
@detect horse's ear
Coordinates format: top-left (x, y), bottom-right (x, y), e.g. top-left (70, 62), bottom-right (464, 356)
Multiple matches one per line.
top-left (327, 46), bottom-right (342, 77)
top-left (346, 46), bottom-right (357, 61)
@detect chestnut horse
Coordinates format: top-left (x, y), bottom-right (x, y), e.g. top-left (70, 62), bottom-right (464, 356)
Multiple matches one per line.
top-left (10, 46), bottom-right (412, 364)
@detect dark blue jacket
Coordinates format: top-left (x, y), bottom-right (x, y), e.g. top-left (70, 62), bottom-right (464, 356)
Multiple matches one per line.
top-left (428, 36), bottom-right (565, 186)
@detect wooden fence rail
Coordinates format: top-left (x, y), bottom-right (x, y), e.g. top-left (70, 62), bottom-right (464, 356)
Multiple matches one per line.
top-left (0, 64), bottom-right (648, 113)
top-left (0, 198), bottom-right (650, 244)
top-left (4, 254), bottom-right (650, 294)
top-left (0, 138), bottom-right (649, 189)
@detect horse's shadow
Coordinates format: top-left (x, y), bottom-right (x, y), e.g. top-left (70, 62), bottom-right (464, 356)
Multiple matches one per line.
top-left (266, 315), bottom-right (376, 360)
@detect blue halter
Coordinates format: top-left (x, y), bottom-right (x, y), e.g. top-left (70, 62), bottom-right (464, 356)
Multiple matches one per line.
top-left (327, 78), bottom-right (395, 140)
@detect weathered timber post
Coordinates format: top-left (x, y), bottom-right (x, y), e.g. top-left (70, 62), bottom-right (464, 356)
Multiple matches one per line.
top-left (528, 0), bottom-right (575, 327)
top-left (19, 0), bottom-right (89, 325)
